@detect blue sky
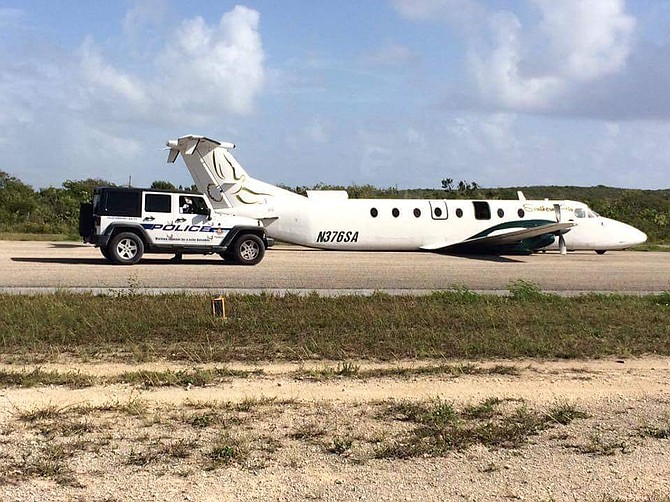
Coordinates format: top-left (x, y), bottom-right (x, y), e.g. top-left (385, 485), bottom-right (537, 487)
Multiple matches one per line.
top-left (1, 0), bottom-right (670, 190)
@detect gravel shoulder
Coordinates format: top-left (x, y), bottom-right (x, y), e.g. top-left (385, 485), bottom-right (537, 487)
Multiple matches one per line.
top-left (1, 358), bottom-right (669, 501)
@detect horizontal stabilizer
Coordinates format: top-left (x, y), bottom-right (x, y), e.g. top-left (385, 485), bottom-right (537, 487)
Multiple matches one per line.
top-left (166, 148), bottom-right (179, 164)
top-left (420, 222), bottom-right (574, 251)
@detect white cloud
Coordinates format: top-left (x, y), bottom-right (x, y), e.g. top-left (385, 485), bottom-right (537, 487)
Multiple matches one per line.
top-left (471, 0), bottom-right (635, 112)
top-left (469, 12), bottom-right (565, 111)
top-left (534, 0), bottom-right (635, 81)
top-left (78, 36), bottom-right (148, 107)
top-left (0, 4), bottom-right (267, 187)
top-left (70, 5), bottom-right (266, 126)
top-left (394, 0), bottom-right (638, 116)
top-left (159, 5), bottom-right (265, 116)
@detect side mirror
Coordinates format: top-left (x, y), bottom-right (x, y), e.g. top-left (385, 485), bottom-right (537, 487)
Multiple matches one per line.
top-left (207, 208), bottom-right (212, 221)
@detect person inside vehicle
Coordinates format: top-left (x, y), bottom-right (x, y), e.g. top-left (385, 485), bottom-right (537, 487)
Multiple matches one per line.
top-left (180, 196), bottom-right (193, 214)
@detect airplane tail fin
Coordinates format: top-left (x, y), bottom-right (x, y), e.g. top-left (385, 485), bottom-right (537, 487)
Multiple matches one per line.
top-left (167, 135), bottom-right (297, 212)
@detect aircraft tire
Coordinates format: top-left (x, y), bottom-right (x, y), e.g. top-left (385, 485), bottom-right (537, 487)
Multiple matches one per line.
top-left (595, 250), bottom-right (607, 255)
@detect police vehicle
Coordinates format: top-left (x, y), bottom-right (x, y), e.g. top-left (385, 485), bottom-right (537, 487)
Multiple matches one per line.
top-left (79, 186), bottom-right (272, 265)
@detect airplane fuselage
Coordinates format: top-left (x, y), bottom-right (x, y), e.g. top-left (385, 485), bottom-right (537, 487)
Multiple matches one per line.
top-left (228, 194), bottom-right (646, 253)
top-left (166, 135), bottom-right (648, 254)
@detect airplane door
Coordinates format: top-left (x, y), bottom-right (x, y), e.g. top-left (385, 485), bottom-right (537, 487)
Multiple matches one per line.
top-left (429, 201), bottom-right (448, 220)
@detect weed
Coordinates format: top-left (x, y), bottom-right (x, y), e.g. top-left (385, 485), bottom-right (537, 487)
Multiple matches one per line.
top-left (546, 401), bottom-right (589, 425)
top-left (507, 280), bottom-right (545, 301)
top-left (207, 433), bottom-right (248, 468)
top-left (290, 421), bottom-right (327, 440)
top-left (375, 399), bottom-right (588, 459)
top-left (0, 368), bottom-right (95, 388)
top-left (328, 436), bottom-right (353, 455)
top-left (463, 398), bottom-right (503, 420)
top-left (580, 432), bottom-right (630, 456)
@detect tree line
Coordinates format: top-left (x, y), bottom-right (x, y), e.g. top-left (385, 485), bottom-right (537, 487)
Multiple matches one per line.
top-left (1, 170), bottom-right (668, 243)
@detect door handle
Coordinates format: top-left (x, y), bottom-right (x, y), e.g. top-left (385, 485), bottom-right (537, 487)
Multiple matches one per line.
top-left (175, 218), bottom-right (187, 223)
top-left (143, 216), bottom-right (155, 221)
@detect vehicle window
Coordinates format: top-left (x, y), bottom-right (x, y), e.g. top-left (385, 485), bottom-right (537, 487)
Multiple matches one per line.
top-left (190, 197), bottom-right (209, 215)
top-left (473, 201), bottom-right (491, 220)
top-left (104, 190), bottom-right (141, 217)
top-left (145, 194), bottom-right (171, 213)
top-left (574, 208), bottom-right (586, 218)
top-left (179, 195), bottom-right (208, 214)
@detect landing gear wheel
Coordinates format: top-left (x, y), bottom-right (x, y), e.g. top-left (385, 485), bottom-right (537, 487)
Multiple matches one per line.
top-left (109, 232), bottom-right (144, 265)
top-left (227, 234), bottom-right (265, 265)
top-left (595, 250), bottom-right (607, 255)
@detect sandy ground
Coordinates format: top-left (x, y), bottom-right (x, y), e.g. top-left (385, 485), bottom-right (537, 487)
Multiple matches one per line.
top-left (1, 358), bottom-right (669, 501)
top-left (1, 241), bottom-right (670, 293)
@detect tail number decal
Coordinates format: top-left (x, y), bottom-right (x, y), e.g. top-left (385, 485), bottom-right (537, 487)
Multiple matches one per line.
top-left (316, 231), bottom-right (359, 243)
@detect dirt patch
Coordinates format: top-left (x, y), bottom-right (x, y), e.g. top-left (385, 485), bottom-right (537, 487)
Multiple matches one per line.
top-left (1, 358), bottom-right (669, 501)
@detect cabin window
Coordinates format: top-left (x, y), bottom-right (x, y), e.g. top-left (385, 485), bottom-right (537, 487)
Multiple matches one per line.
top-left (434, 207), bottom-right (442, 217)
top-left (455, 208), bottom-right (463, 218)
top-left (518, 208), bottom-right (525, 218)
top-left (473, 201), bottom-right (491, 220)
top-left (392, 208), bottom-right (400, 218)
top-left (574, 208), bottom-right (586, 218)
top-left (414, 208), bottom-right (421, 218)
top-left (103, 190), bottom-right (141, 217)
top-left (370, 208), bottom-right (378, 218)
top-left (145, 194), bottom-right (171, 213)
top-left (497, 208), bottom-right (504, 218)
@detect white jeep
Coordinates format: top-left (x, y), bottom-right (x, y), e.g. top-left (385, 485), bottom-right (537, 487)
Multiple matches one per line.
top-left (79, 187), bottom-right (272, 265)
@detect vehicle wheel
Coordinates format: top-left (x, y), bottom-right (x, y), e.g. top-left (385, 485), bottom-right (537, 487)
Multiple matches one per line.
top-left (109, 232), bottom-right (144, 265)
top-left (595, 250), bottom-right (607, 255)
top-left (229, 234), bottom-right (265, 265)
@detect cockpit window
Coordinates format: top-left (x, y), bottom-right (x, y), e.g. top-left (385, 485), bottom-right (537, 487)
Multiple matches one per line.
top-left (588, 210), bottom-right (599, 218)
top-left (574, 208), bottom-right (586, 218)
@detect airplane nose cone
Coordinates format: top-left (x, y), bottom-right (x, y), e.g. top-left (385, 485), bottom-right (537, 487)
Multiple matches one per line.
top-left (620, 222), bottom-right (647, 247)
top-left (630, 227), bottom-right (647, 246)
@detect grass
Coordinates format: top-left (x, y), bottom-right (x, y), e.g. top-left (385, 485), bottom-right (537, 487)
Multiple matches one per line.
top-left (0, 232), bottom-right (77, 241)
top-left (0, 367), bottom-right (95, 388)
top-left (1, 290), bottom-right (670, 363)
top-left (374, 398), bottom-right (588, 459)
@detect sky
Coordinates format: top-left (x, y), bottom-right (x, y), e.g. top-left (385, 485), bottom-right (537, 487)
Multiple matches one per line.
top-left (1, 0), bottom-right (670, 190)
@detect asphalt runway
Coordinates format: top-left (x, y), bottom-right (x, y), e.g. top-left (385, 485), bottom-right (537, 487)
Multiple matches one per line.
top-left (1, 241), bottom-right (669, 295)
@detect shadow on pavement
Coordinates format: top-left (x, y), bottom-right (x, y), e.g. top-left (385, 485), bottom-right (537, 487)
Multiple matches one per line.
top-left (10, 257), bottom-right (226, 265)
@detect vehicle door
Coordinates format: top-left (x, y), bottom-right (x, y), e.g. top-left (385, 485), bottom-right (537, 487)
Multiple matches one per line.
top-left (141, 192), bottom-right (175, 245)
top-left (174, 194), bottom-right (220, 247)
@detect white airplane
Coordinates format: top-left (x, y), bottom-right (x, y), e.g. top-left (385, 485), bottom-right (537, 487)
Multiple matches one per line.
top-left (166, 135), bottom-right (647, 255)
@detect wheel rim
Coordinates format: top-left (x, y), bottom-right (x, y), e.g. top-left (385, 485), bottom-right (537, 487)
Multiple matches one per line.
top-left (239, 239), bottom-right (260, 261)
top-left (116, 238), bottom-right (138, 260)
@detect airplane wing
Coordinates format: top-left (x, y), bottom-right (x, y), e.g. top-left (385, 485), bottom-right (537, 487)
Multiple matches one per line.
top-left (420, 222), bottom-right (574, 251)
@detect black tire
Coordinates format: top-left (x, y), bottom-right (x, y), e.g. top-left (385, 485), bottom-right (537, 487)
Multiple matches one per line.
top-left (100, 246), bottom-right (112, 262)
top-left (229, 234), bottom-right (265, 265)
top-left (595, 250), bottom-right (607, 255)
top-left (108, 232), bottom-right (144, 265)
